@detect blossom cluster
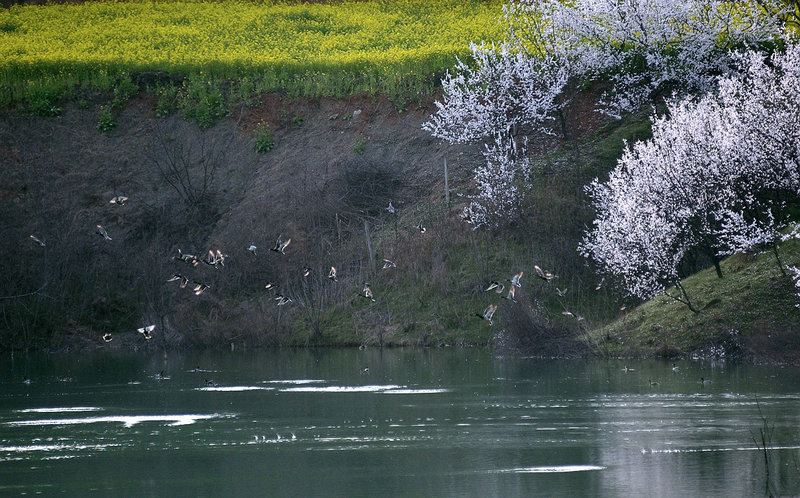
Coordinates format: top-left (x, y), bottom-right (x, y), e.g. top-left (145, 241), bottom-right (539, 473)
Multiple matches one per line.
top-left (424, 0), bottom-right (784, 228)
top-left (580, 40), bottom-right (800, 300)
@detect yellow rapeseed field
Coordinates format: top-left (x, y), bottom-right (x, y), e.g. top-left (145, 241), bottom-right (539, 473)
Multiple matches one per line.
top-left (0, 0), bottom-right (505, 98)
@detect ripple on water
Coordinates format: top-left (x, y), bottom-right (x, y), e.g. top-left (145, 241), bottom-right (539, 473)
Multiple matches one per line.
top-left (14, 407), bottom-right (104, 414)
top-left (5, 414), bottom-right (227, 428)
top-left (494, 465), bottom-right (606, 473)
top-left (194, 386), bottom-right (274, 392)
top-left (281, 385), bottom-right (403, 393)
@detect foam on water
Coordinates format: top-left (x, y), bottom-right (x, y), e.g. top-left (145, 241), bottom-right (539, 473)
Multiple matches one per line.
top-left (5, 414), bottom-right (225, 428)
top-left (0, 443), bottom-right (119, 453)
top-left (643, 445), bottom-right (800, 454)
top-left (281, 385), bottom-right (403, 393)
top-left (195, 386), bottom-right (274, 392)
top-left (381, 389), bottom-right (449, 394)
top-left (264, 379), bottom-right (326, 385)
top-left (495, 465), bottom-right (606, 473)
top-left (15, 407), bottom-right (103, 414)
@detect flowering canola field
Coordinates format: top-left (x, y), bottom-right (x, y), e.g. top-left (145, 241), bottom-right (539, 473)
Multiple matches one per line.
top-left (0, 0), bottom-right (504, 97)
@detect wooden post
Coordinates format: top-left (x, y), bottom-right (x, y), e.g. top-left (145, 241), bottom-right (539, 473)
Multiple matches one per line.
top-left (444, 157), bottom-right (450, 211)
top-left (364, 219), bottom-right (375, 273)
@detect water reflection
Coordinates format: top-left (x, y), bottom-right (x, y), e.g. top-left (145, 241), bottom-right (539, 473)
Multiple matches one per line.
top-left (0, 349), bottom-right (799, 496)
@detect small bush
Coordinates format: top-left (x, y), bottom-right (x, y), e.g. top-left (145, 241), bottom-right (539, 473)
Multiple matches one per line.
top-left (179, 77), bottom-right (228, 130)
top-left (25, 86), bottom-right (61, 117)
top-left (353, 134), bottom-right (366, 154)
top-left (155, 84), bottom-right (178, 117)
top-left (97, 105), bottom-right (116, 132)
top-left (254, 122), bottom-right (274, 153)
top-left (111, 75), bottom-right (138, 109)
top-left (292, 113), bottom-right (305, 126)
top-left (234, 77), bottom-right (261, 108)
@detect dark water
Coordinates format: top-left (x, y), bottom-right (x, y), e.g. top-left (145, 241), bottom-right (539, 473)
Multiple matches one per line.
top-left (1, 349), bottom-right (799, 496)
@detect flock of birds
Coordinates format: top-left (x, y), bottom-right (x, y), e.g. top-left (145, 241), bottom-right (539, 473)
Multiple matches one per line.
top-left (27, 195), bottom-right (596, 345)
top-left (621, 363), bottom-right (714, 388)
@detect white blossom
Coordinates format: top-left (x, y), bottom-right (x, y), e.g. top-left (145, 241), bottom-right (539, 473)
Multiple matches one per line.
top-left (581, 40), bottom-right (800, 301)
top-left (424, 0), bottom-right (783, 228)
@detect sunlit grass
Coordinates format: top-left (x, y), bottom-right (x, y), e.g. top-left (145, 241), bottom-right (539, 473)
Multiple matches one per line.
top-left (0, 0), bottom-right (505, 103)
top-left (584, 237), bottom-right (800, 358)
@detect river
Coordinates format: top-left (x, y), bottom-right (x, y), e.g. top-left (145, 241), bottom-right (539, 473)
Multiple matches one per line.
top-left (1, 349), bottom-right (799, 496)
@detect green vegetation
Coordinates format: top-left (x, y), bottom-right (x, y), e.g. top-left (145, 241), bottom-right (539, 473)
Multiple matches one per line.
top-left (0, 0), bottom-right (504, 106)
top-left (584, 238), bottom-right (800, 360)
top-left (253, 121), bottom-right (275, 153)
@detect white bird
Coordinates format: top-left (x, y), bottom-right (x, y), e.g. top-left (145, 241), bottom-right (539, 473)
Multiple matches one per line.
top-left (328, 266), bottom-right (337, 281)
top-left (167, 273), bottom-right (189, 288)
top-left (475, 304), bottom-right (497, 326)
top-left (595, 277), bottom-right (605, 291)
top-left (271, 236), bottom-right (291, 254)
top-left (386, 202), bottom-right (396, 214)
top-left (361, 283), bottom-right (375, 302)
top-left (137, 324), bottom-right (155, 340)
top-left (485, 281), bottom-right (505, 294)
top-left (534, 265), bottom-right (554, 282)
top-left (193, 281), bottom-right (210, 295)
top-left (95, 224), bottom-right (112, 241)
top-left (248, 244), bottom-right (257, 255)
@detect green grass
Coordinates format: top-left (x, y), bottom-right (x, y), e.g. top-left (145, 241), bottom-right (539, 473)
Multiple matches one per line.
top-left (0, 0), bottom-right (505, 106)
top-left (584, 238), bottom-right (800, 359)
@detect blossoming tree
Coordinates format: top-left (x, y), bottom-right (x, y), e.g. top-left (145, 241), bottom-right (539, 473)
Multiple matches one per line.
top-left (424, 0), bottom-right (783, 228)
top-left (580, 41), bottom-right (800, 307)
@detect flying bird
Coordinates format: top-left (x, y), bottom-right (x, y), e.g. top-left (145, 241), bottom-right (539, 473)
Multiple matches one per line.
top-left (302, 267), bottom-right (312, 278)
top-left (475, 304), bottom-right (497, 326)
top-left (382, 259), bottom-right (396, 269)
top-left (562, 310), bottom-right (584, 321)
top-left (328, 266), bottom-right (337, 281)
top-left (556, 287), bottom-right (568, 297)
top-left (102, 333), bottom-right (112, 342)
top-left (193, 281), bottom-right (210, 296)
top-left (109, 196), bottom-right (128, 206)
top-left (503, 285), bottom-right (517, 303)
top-left (167, 273), bottom-right (189, 288)
top-left (203, 249), bottom-right (226, 268)
top-left (386, 202), bottom-right (396, 214)
top-left (96, 224), bottom-right (112, 241)
top-left (595, 277), bottom-right (605, 291)
top-left (534, 264), bottom-right (554, 282)
top-left (176, 249), bottom-right (200, 267)
top-left (275, 294), bottom-right (292, 306)
top-left (361, 283), bottom-right (375, 302)
top-left (485, 281), bottom-right (505, 294)
top-left (29, 234), bottom-right (46, 247)
top-left (137, 324), bottom-right (155, 340)
top-left (248, 244), bottom-right (257, 255)
top-left (271, 236), bottom-right (291, 254)
top-left (415, 222), bottom-right (426, 234)
top-left (510, 271), bottom-right (523, 288)
top-left (264, 282), bottom-right (277, 291)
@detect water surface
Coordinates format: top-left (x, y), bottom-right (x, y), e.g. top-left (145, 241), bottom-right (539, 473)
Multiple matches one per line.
top-left (2, 349), bottom-right (799, 496)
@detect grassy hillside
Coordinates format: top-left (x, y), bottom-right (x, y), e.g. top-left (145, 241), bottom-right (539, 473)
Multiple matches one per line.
top-left (0, 0), bottom-right (504, 108)
top-left (583, 238), bottom-right (800, 363)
